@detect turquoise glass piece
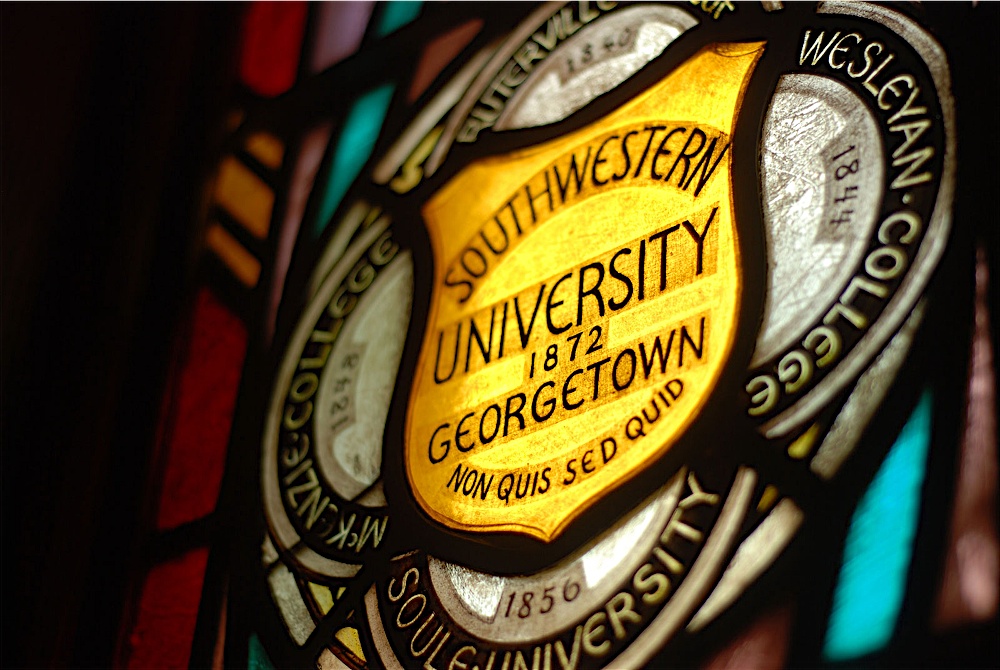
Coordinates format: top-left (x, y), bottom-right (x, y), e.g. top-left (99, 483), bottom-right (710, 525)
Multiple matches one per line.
top-left (248, 632), bottom-right (276, 670)
top-left (376, 1), bottom-right (423, 37)
top-left (312, 83), bottom-right (395, 237)
top-left (823, 391), bottom-right (933, 661)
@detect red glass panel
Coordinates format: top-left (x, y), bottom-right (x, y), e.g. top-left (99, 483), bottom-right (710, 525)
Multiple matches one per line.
top-left (239, 1), bottom-right (308, 97)
top-left (156, 286), bottom-right (247, 530)
top-left (125, 548), bottom-right (210, 670)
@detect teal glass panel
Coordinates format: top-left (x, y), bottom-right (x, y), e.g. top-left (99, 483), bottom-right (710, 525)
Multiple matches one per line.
top-left (312, 83), bottom-right (395, 238)
top-left (823, 390), bottom-right (933, 661)
top-left (375, 1), bottom-right (423, 37)
top-left (248, 632), bottom-right (276, 670)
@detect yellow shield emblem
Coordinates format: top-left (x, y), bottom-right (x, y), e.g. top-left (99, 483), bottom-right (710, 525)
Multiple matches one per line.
top-left (404, 43), bottom-right (764, 541)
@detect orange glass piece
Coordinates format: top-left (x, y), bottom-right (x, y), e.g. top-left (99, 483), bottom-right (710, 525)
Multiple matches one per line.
top-left (205, 223), bottom-right (261, 288)
top-left (214, 156), bottom-right (274, 240)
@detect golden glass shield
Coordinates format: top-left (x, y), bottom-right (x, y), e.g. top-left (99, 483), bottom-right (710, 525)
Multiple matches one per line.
top-left (405, 43), bottom-right (764, 541)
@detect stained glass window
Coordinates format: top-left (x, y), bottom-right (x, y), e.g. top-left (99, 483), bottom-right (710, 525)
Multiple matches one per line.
top-left (4, 3), bottom-right (997, 669)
